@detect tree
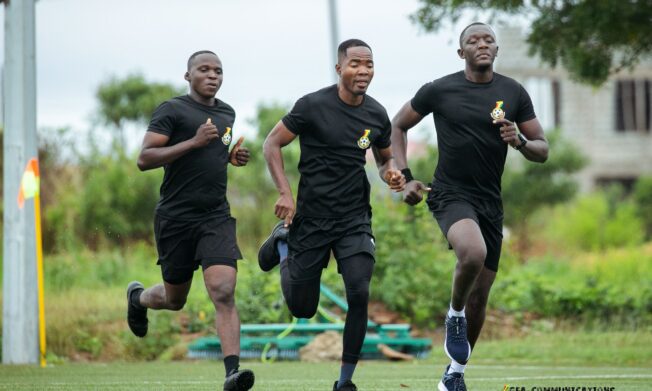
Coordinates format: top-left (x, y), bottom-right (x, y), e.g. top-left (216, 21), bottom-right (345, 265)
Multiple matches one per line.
top-left (96, 74), bottom-right (184, 150)
top-left (502, 128), bottom-right (588, 257)
top-left (410, 0), bottom-right (652, 86)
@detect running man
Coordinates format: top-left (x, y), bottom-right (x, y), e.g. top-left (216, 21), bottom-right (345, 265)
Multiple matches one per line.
top-left (258, 39), bottom-right (405, 391)
top-left (392, 23), bottom-right (549, 390)
top-left (126, 50), bottom-right (254, 391)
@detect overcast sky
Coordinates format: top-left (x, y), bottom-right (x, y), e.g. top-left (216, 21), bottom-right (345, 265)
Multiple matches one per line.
top-left (0, 0), bottom-right (485, 150)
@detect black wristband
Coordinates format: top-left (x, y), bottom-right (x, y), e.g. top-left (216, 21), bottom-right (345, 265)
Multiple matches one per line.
top-left (401, 168), bottom-right (414, 182)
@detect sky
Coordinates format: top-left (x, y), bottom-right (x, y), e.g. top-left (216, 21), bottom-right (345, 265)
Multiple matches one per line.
top-left (0, 0), bottom-right (480, 151)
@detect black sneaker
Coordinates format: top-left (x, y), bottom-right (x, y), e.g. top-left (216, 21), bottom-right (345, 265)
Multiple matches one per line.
top-left (438, 365), bottom-right (466, 391)
top-left (444, 314), bottom-right (471, 364)
top-left (257, 221), bottom-right (289, 272)
top-left (126, 281), bottom-right (148, 337)
top-left (223, 369), bottom-right (255, 391)
top-left (333, 380), bottom-right (357, 391)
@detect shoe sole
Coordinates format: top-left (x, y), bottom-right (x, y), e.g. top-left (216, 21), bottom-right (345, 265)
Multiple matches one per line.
top-left (257, 222), bottom-right (286, 272)
top-left (127, 281), bottom-right (147, 338)
top-left (234, 369), bottom-right (255, 390)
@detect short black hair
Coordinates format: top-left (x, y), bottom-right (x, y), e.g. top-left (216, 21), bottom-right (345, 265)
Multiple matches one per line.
top-left (459, 22), bottom-right (495, 47)
top-left (337, 39), bottom-right (372, 63)
top-left (187, 50), bottom-right (217, 70)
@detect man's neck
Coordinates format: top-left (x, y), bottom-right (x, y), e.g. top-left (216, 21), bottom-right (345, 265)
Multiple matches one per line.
top-left (188, 91), bottom-right (216, 106)
top-left (463, 66), bottom-right (494, 83)
top-left (337, 84), bottom-right (364, 106)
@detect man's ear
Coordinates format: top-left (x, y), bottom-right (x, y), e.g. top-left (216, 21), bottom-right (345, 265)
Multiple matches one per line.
top-left (495, 46), bottom-right (499, 57)
top-left (184, 71), bottom-right (190, 82)
top-left (457, 48), bottom-right (465, 59)
top-left (335, 63), bottom-right (341, 76)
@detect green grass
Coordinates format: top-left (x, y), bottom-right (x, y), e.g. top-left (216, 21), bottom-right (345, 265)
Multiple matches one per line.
top-left (0, 361), bottom-right (650, 390)
top-left (472, 331), bottom-right (652, 366)
top-left (1, 331), bottom-right (651, 389)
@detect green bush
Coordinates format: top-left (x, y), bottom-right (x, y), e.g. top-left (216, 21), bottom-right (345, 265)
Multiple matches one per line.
top-left (492, 245), bottom-right (652, 323)
top-left (121, 311), bottom-right (180, 361)
top-left (371, 194), bottom-right (455, 328)
top-left (43, 153), bottom-right (161, 252)
top-left (544, 190), bottom-right (644, 252)
top-left (78, 154), bottom-right (161, 247)
top-left (45, 243), bottom-right (156, 292)
top-left (633, 176), bottom-right (652, 239)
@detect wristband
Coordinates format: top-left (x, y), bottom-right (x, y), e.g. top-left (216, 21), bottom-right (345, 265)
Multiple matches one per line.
top-left (514, 133), bottom-right (528, 150)
top-left (401, 168), bottom-right (414, 182)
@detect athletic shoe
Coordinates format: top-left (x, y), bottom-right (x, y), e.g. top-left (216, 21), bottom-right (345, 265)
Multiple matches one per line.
top-left (333, 379), bottom-right (358, 391)
top-left (126, 281), bottom-right (148, 337)
top-left (438, 365), bottom-right (467, 391)
top-left (223, 368), bottom-right (255, 391)
top-left (444, 315), bottom-right (471, 364)
top-left (257, 220), bottom-right (289, 272)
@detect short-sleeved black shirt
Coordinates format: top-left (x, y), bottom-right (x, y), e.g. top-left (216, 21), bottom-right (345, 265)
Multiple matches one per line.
top-left (411, 71), bottom-right (536, 200)
top-left (148, 95), bottom-right (236, 221)
top-left (282, 84), bottom-right (391, 218)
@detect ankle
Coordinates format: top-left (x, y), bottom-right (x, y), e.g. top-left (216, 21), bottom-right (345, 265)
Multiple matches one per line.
top-left (130, 288), bottom-right (145, 310)
top-left (448, 304), bottom-right (465, 318)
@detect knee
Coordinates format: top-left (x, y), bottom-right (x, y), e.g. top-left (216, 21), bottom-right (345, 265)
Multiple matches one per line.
top-left (345, 283), bottom-right (370, 309)
top-left (288, 303), bottom-right (318, 319)
top-left (286, 290), bottom-right (319, 318)
top-left (167, 297), bottom-right (187, 311)
top-left (456, 244), bottom-right (487, 271)
top-left (208, 284), bottom-right (236, 307)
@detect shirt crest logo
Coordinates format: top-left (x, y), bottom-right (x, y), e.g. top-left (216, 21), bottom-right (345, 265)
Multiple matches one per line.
top-left (490, 100), bottom-right (505, 120)
top-left (222, 127), bottom-right (232, 145)
top-left (357, 129), bottom-right (371, 149)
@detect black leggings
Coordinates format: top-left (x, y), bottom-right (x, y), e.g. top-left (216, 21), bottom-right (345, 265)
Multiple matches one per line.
top-left (280, 252), bottom-right (374, 364)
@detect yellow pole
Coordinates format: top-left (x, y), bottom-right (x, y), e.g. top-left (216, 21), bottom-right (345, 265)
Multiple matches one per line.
top-left (34, 191), bottom-right (46, 367)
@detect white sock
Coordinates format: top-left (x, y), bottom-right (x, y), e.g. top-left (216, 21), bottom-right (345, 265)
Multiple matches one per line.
top-left (448, 360), bottom-right (466, 374)
top-left (448, 304), bottom-right (465, 318)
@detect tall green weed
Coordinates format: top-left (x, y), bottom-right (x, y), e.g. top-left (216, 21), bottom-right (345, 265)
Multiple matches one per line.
top-left (544, 190), bottom-right (644, 252)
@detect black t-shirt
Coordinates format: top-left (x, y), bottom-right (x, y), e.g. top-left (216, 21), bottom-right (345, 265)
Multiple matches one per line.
top-left (411, 71), bottom-right (536, 200)
top-left (148, 95), bottom-right (236, 220)
top-left (282, 85), bottom-right (391, 218)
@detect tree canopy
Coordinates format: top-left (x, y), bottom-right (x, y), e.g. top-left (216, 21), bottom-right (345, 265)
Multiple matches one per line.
top-left (96, 74), bottom-right (184, 149)
top-left (411, 0), bottom-right (652, 86)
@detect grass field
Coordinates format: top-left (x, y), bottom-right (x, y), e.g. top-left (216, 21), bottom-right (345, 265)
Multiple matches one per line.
top-left (1, 331), bottom-right (650, 390)
top-left (0, 361), bottom-right (651, 390)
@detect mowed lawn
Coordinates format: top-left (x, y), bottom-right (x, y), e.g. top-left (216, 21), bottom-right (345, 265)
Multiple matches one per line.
top-left (1, 331), bottom-right (651, 390)
top-left (0, 361), bottom-right (651, 390)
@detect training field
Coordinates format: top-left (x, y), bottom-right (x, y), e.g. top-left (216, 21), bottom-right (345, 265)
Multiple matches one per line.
top-left (0, 361), bottom-right (650, 390)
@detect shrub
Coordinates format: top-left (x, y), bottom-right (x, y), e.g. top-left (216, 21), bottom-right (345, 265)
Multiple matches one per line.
top-left (544, 190), bottom-right (644, 252)
top-left (492, 245), bottom-right (652, 323)
top-left (633, 176), bottom-right (652, 239)
top-left (371, 194), bottom-right (455, 328)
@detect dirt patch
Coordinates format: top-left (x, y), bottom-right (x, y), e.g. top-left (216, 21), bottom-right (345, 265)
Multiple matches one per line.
top-left (299, 331), bottom-right (342, 362)
top-left (368, 301), bottom-right (409, 325)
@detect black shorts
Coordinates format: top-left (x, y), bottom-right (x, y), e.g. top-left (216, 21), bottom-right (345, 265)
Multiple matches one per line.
top-left (426, 184), bottom-right (503, 272)
top-left (285, 213), bottom-right (375, 283)
top-left (154, 215), bottom-right (242, 284)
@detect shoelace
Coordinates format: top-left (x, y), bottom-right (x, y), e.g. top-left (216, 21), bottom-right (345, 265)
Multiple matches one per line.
top-left (447, 317), bottom-right (467, 343)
